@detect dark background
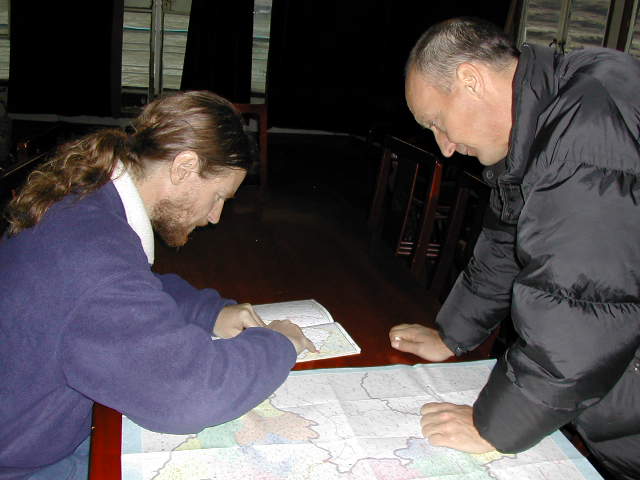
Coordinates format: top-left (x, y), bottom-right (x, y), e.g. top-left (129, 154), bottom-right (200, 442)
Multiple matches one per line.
top-left (7, 0), bottom-right (511, 134)
top-left (2, 0), bottom-right (510, 217)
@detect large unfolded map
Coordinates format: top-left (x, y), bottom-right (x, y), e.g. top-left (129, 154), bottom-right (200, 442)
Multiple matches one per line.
top-left (121, 360), bottom-right (603, 480)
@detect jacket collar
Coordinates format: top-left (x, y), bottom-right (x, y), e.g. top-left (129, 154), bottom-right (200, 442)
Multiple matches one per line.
top-left (480, 44), bottom-right (559, 224)
top-left (503, 43), bottom-right (558, 183)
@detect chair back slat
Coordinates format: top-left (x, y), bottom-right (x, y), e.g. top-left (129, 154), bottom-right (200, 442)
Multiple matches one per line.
top-left (367, 135), bottom-right (443, 285)
top-left (367, 135), bottom-right (490, 299)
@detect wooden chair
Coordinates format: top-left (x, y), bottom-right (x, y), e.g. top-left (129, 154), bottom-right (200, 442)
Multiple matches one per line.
top-left (368, 135), bottom-right (491, 299)
top-left (368, 135), bottom-right (444, 283)
top-left (429, 170), bottom-right (490, 301)
top-left (233, 103), bottom-right (268, 197)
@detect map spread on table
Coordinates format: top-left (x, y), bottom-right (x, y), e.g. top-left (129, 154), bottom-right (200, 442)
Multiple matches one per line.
top-left (121, 360), bottom-right (603, 480)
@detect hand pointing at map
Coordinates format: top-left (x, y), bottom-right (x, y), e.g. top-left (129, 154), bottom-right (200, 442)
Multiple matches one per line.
top-left (214, 303), bottom-right (317, 355)
top-left (267, 319), bottom-right (318, 354)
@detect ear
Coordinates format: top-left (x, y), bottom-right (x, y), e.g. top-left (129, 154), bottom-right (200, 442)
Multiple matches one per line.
top-left (455, 62), bottom-right (484, 98)
top-left (169, 150), bottom-right (199, 185)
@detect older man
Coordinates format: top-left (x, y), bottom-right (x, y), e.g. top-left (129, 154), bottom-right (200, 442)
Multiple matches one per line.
top-left (390, 17), bottom-right (640, 480)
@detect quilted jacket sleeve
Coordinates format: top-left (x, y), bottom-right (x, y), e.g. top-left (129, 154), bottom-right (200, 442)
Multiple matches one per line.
top-left (435, 194), bottom-right (520, 356)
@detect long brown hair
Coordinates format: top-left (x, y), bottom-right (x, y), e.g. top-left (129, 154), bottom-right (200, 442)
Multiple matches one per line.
top-left (4, 91), bottom-right (253, 236)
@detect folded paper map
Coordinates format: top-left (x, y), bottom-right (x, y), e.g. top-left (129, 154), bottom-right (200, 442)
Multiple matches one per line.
top-left (253, 299), bottom-right (361, 362)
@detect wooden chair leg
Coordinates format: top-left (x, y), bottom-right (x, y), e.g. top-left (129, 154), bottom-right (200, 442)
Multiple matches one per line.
top-left (410, 162), bottom-right (443, 280)
top-left (429, 185), bottom-right (470, 300)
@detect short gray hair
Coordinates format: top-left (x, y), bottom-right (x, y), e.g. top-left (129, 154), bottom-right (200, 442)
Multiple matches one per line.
top-left (407, 17), bottom-right (519, 92)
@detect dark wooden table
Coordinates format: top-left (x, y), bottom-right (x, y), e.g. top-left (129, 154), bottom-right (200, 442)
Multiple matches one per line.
top-left (89, 186), bottom-right (494, 480)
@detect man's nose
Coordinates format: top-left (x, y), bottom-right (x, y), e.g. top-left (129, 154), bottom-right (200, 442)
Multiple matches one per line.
top-left (434, 130), bottom-right (456, 158)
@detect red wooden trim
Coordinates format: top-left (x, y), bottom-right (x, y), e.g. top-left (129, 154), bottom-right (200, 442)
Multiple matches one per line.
top-left (90, 404), bottom-right (122, 480)
top-left (368, 147), bottom-right (393, 232)
top-left (395, 162), bottom-right (421, 256)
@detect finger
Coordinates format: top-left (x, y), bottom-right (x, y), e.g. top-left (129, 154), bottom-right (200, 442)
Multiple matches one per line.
top-left (425, 432), bottom-right (448, 447)
top-left (289, 323), bottom-right (317, 353)
top-left (390, 336), bottom-right (423, 356)
top-left (389, 323), bottom-right (411, 332)
top-left (420, 414), bottom-right (443, 437)
top-left (304, 336), bottom-right (318, 353)
top-left (420, 407), bottom-right (448, 435)
top-left (389, 324), bottom-right (413, 337)
top-left (272, 319), bottom-right (291, 326)
top-left (389, 327), bottom-right (404, 343)
top-left (249, 308), bottom-right (267, 327)
top-left (420, 402), bottom-right (450, 415)
top-left (237, 305), bottom-right (260, 328)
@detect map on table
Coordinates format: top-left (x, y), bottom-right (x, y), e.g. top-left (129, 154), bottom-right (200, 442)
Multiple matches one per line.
top-left (121, 360), bottom-right (603, 480)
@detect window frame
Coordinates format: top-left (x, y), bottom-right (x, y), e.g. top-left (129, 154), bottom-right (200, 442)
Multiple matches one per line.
top-left (516, 0), bottom-right (640, 56)
top-left (0, 0), bottom-right (10, 84)
top-left (121, 0), bottom-right (273, 111)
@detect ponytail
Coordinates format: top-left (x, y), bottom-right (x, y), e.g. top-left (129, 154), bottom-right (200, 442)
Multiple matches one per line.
top-left (5, 128), bottom-right (137, 236)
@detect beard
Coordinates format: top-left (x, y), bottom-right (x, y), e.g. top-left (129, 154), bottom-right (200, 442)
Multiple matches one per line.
top-left (149, 197), bottom-right (196, 247)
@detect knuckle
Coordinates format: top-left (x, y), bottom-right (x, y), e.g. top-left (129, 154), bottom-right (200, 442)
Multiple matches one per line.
top-left (440, 412), bottom-right (453, 422)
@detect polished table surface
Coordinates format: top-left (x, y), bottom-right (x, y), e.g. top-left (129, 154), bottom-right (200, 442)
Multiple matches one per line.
top-left (88, 187), bottom-right (495, 480)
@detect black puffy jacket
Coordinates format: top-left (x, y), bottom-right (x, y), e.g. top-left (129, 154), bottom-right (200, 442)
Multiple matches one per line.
top-left (436, 44), bottom-right (640, 477)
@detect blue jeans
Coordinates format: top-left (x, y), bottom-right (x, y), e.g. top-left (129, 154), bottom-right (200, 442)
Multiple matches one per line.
top-left (27, 436), bottom-right (90, 480)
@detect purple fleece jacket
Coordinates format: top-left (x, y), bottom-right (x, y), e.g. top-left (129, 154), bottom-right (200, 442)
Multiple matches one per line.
top-left (0, 183), bottom-right (296, 479)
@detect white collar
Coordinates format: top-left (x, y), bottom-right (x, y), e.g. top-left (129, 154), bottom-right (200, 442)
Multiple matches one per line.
top-left (111, 162), bottom-right (155, 265)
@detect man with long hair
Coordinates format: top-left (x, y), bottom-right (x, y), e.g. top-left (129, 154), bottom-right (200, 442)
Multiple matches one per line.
top-left (390, 17), bottom-right (640, 480)
top-left (0, 91), bottom-right (314, 479)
